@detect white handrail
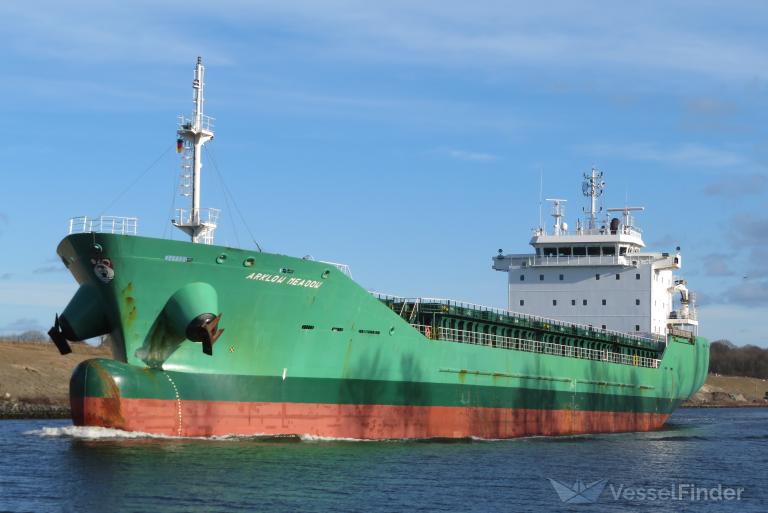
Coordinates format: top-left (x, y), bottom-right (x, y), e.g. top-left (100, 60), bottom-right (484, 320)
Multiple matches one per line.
top-left (410, 323), bottom-right (660, 369)
top-left (371, 292), bottom-right (665, 345)
top-left (319, 261), bottom-right (353, 278)
top-left (68, 216), bottom-right (138, 235)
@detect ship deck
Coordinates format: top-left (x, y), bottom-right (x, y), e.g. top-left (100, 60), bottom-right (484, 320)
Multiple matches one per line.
top-left (372, 293), bottom-right (680, 369)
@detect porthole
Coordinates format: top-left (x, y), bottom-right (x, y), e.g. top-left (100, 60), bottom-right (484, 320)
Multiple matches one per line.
top-left (243, 257), bottom-right (255, 267)
top-left (389, 327), bottom-right (395, 336)
top-left (321, 269), bottom-right (331, 279)
top-left (216, 253), bottom-right (228, 264)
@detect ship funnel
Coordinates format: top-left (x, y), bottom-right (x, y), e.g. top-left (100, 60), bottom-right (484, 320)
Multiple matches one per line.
top-left (48, 284), bottom-right (111, 354)
top-left (163, 282), bottom-right (224, 355)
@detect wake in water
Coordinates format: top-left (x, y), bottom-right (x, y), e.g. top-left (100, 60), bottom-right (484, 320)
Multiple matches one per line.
top-left (27, 425), bottom-right (189, 440)
top-left (24, 426), bottom-right (503, 443)
top-left (24, 425), bottom-right (379, 442)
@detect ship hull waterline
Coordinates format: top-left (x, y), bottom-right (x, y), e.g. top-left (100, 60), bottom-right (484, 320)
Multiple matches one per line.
top-left (73, 395), bottom-right (671, 439)
top-left (71, 358), bottom-right (675, 439)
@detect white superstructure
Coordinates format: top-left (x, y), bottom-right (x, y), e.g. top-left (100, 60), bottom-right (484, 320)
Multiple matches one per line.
top-left (493, 169), bottom-right (698, 338)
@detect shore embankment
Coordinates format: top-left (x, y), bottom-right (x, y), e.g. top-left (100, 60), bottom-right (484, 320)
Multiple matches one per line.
top-left (681, 374), bottom-right (768, 408)
top-left (0, 340), bottom-right (110, 418)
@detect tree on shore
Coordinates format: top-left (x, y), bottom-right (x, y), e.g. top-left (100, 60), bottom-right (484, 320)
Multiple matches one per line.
top-left (709, 340), bottom-right (768, 379)
top-left (0, 330), bottom-right (47, 343)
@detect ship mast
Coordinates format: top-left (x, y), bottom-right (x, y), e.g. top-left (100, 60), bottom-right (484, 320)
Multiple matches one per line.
top-left (582, 167), bottom-right (605, 230)
top-left (172, 56), bottom-right (219, 244)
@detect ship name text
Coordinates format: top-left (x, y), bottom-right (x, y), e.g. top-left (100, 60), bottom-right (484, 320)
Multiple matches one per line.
top-left (245, 272), bottom-right (323, 289)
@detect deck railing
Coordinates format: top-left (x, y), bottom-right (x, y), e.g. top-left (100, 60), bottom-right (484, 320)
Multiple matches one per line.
top-left (319, 261), bottom-right (353, 278)
top-left (372, 292), bottom-right (666, 347)
top-left (410, 323), bottom-right (660, 369)
top-left (68, 216), bottom-right (138, 235)
top-left (522, 254), bottom-right (657, 267)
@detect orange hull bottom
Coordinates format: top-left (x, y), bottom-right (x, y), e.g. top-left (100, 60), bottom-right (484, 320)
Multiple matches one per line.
top-left (73, 397), bottom-right (671, 439)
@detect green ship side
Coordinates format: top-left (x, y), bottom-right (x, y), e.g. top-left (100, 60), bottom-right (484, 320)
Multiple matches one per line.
top-left (53, 233), bottom-right (709, 438)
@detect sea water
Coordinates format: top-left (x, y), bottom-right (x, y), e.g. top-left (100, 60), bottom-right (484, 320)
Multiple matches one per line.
top-left (1, 408), bottom-right (766, 512)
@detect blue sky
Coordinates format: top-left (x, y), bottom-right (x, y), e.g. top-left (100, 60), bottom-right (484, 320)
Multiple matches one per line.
top-left (1, 1), bottom-right (766, 346)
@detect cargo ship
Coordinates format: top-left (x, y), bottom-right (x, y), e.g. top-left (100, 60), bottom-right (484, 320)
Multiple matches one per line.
top-left (49, 58), bottom-right (709, 439)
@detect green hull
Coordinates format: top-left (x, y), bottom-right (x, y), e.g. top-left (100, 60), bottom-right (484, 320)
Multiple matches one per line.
top-left (56, 233), bottom-right (709, 438)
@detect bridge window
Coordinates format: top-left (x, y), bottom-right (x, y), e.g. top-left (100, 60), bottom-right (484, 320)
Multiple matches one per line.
top-left (619, 246), bottom-right (628, 255)
top-left (602, 325), bottom-right (606, 330)
top-left (558, 247), bottom-right (572, 256)
top-left (588, 246), bottom-right (600, 256)
top-left (616, 273), bottom-right (621, 280)
top-left (603, 246), bottom-right (616, 256)
top-left (595, 274), bottom-right (600, 280)
top-left (573, 247), bottom-right (586, 256)
top-left (543, 247), bottom-right (557, 256)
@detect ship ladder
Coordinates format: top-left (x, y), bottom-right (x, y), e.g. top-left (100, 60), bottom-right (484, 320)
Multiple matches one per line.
top-left (408, 299), bottom-right (420, 324)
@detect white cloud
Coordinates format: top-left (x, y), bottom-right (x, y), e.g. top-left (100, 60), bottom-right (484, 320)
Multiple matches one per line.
top-left (0, 2), bottom-right (232, 65)
top-left (575, 142), bottom-right (748, 168)
top-left (445, 148), bottom-right (498, 162)
top-left (3, 1), bottom-right (768, 85)
top-left (213, 2), bottom-right (768, 82)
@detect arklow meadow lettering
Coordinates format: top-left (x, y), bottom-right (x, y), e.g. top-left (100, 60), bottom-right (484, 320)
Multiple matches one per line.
top-left (245, 272), bottom-right (323, 289)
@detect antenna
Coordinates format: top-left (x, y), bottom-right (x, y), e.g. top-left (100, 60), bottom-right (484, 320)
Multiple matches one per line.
top-left (172, 57), bottom-right (220, 244)
top-left (581, 167), bottom-right (605, 230)
top-left (538, 168), bottom-right (544, 230)
top-left (545, 198), bottom-right (567, 235)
